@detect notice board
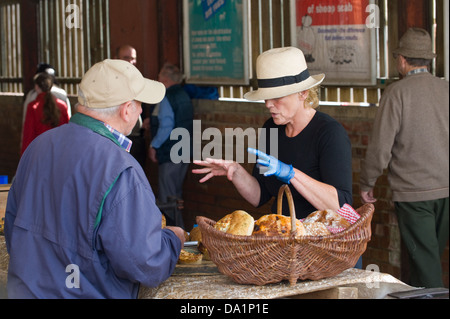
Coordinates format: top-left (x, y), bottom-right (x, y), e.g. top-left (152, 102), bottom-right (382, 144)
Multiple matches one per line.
top-left (183, 0), bottom-right (250, 85)
top-left (291, 0), bottom-right (377, 86)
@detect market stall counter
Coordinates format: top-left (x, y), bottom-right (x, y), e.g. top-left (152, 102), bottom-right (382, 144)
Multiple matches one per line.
top-left (138, 260), bottom-right (414, 299)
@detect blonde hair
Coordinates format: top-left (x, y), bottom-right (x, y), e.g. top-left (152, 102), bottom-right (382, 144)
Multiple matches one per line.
top-left (304, 85), bottom-right (320, 109)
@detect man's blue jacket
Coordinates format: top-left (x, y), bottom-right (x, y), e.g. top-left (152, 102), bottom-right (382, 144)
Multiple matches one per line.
top-left (5, 113), bottom-right (181, 298)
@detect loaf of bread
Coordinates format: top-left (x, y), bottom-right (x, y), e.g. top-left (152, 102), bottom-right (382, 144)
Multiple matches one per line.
top-left (214, 210), bottom-right (255, 236)
top-left (252, 214), bottom-right (306, 237)
top-left (303, 222), bottom-right (331, 237)
top-left (303, 209), bottom-right (351, 229)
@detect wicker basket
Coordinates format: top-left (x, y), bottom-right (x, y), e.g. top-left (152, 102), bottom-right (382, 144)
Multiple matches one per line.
top-left (197, 185), bottom-right (374, 286)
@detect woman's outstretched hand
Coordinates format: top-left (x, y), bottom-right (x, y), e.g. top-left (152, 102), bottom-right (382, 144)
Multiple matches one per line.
top-left (192, 158), bottom-right (240, 183)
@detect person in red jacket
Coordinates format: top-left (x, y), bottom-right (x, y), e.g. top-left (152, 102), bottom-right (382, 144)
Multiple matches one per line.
top-left (21, 73), bottom-right (69, 155)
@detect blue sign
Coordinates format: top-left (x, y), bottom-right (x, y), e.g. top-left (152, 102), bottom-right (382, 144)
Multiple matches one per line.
top-left (184, 0), bottom-right (249, 85)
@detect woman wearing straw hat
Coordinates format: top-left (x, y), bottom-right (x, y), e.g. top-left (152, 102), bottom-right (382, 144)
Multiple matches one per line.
top-left (193, 47), bottom-right (353, 220)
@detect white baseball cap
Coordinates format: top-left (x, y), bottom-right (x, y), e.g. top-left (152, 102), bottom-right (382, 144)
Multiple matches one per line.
top-left (78, 59), bottom-right (165, 108)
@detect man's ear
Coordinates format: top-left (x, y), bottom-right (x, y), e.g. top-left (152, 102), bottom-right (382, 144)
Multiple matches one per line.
top-left (119, 101), bottom-right (133, 122)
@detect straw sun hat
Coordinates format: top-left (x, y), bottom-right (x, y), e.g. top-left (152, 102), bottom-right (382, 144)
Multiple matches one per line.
top-left (244, 47), bottom-right (325, 101)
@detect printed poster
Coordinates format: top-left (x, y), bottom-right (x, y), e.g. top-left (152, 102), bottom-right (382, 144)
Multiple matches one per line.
top-left (293, 0), bottom-right (377, 85)
top-left (183, 0), bottom-right (250, 85)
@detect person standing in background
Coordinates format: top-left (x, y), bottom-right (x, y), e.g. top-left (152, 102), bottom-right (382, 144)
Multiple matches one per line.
top-left (115, 44), bottom-right (137, 66)
top-left (149, 63), bottom-right (194, 228)
top-left (360, 28), bottom-right (449, 288)
top-left (21, 72), bottom-right (69, 155)
top-left (22, 63), bottom-right (71, 149)
top-left (23, 63), bottom-right (72, 121)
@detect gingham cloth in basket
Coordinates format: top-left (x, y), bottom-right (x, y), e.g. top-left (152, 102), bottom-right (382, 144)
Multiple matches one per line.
top-left (329, 204), bottom-right (361, 233)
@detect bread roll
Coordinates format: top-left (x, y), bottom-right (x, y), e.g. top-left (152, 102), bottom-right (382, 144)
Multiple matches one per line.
top-left (214, 210), bottom-right (255, 236)
top-left (253, 214), bottom-right (306, 237)
top-left (161, 214), bottom-right (166, 228)
top-left (184, 230), bottom-right (190, 242)
top-left (197, 242), bottom-right (211, 261)
top-left (303, 222), bottom-right (331, 237)
top-left (189, 226), bottom-right (202, 242)
top-left (178, 249), bottom-right (203, 264)
top-left (303, 209), bottom-right (351, 229)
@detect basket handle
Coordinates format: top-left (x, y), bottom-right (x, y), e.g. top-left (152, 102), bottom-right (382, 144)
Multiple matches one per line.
top-left (277, 185), bottom-right (297, 235)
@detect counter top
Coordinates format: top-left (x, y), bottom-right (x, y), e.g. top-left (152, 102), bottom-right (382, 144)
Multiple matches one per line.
top-left (138, 265), bottom-right (414, 299)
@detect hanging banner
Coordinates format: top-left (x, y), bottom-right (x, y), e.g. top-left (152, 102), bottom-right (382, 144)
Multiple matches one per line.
top-left (291, 0), bottom-right (377, 85)
top-left (183, 0), bottom-right (250, 85)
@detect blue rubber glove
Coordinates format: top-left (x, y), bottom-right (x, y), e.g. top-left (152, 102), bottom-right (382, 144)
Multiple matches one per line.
top-left (248, 148), bottom-right (295, 184)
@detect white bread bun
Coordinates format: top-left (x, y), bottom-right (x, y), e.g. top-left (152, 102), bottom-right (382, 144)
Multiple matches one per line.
top-left (214, 210), bottom-right (255, 236)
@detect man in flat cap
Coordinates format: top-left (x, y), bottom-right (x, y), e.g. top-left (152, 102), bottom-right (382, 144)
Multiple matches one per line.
top-left (5, 59), bottom-right (185, 298)
top-left (360, 28), bottom-right (449, 288)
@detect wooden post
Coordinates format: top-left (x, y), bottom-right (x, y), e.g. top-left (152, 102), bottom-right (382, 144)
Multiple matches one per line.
top-left (157, 0), bottom-right (182, 68)
top-left (20, 0), bottom-right (40, 97)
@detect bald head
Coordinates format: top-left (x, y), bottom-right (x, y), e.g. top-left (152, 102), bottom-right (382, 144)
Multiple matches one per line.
top-left (115, 45), bottom-right (137, 66)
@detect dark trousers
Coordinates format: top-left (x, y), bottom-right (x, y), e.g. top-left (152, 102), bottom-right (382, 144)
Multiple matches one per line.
top-left (129, 134), bottom-right (147, 169)
top-left (395, 197), bottom-right (449, 288)
top-left (158, 162), bottom-right (189, 228)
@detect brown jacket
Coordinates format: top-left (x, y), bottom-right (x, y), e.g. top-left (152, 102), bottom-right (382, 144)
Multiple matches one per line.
top-left (361, 71), bottom-right (449, 202)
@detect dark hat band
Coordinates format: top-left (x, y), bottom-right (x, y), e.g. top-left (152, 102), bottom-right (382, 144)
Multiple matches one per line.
top-left (258, 69), bottom-right (310, 88)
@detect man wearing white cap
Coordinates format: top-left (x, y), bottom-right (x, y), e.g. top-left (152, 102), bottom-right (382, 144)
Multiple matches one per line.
top-left (193, 47), bottom-right (353, 220)
top-left (5, 59), bottom-right (185, 298)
